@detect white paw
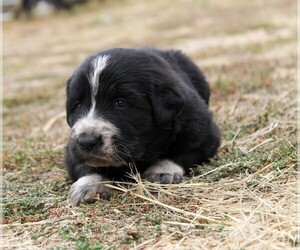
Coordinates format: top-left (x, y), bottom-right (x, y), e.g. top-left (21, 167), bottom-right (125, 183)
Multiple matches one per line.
top-left (142, 160), bottom-right (185, 184)
top-left (69, 174), bottom-right (111, 206)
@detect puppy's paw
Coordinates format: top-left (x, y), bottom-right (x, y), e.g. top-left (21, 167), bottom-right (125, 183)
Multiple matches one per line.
top-left (142, 160), bottom-right (185, 184)
top-left (69, 174), bottom-right (111, 206)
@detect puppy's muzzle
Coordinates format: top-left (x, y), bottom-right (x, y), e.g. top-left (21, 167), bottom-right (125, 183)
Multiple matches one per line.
top-left (77, 134), bottom-right (103, 151)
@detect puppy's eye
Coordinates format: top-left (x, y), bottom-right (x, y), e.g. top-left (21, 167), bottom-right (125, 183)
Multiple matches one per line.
top-left (114, 99), bottom-right (128, 109)
top-left (72, 102), bottom-right (81, 111)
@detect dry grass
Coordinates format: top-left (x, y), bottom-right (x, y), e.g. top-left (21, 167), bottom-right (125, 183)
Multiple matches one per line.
top-left (2, 0), bottom-right (298, 249)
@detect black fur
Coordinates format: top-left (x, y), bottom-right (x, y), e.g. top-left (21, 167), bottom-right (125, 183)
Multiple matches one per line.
top-left (65, 47), bottom-right (220, 183)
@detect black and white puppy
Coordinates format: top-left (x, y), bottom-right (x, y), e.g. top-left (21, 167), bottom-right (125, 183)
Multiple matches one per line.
top-left (65, 47), bottom-right (220, 206)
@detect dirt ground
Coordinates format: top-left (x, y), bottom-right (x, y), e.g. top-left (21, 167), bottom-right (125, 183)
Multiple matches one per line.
top-left (2, 0), bottom-right (298, 249)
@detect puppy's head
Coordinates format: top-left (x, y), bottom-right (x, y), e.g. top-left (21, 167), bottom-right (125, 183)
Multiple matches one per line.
top-left (66, 48), bottom-right (183, 167)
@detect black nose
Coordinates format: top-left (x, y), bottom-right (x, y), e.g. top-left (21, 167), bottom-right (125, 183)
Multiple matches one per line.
top-left (77, 135), bottom-right (101, 150)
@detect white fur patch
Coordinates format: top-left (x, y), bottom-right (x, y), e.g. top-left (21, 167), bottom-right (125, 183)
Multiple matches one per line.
top-left (69, 174), bottom-right (111, 206)
top-left (143, 160), bottom-right (185, 176)
top-left (88, 55), bottom-right (110, 123)
top-left (89, 54), bottom-right (109, 99)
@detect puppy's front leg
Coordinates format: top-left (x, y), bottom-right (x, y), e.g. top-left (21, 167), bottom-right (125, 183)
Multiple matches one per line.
top-left (69, 174), bottom-right (111, 206)
top-left (142, 160), bottom-right (185, 184)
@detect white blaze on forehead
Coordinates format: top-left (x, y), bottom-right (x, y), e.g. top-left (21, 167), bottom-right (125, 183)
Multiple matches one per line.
top-left (87, 54), bottom-right (110, 121)
top-left (89, 54), bottom-right (110, 100)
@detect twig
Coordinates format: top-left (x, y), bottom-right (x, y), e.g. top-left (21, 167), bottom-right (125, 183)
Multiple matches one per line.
top-left (1, 216), bottom-right (75, 228)
top-left (230, 96), bottom-right (240, 116)
top-left (134, 238), bottom-right (156, 250)
top-left (43, 111), bottom-right (66, 132)
top-left (243, 162), bottom-right (275, 182)
top-left (105, 184), bottom-right (224, 224)
top-left (248, 138), bottom-right (273, 152)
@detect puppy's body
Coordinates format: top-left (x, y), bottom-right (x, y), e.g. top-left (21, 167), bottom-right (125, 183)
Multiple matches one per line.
top-left (65, 48), bottom-right (220, 205)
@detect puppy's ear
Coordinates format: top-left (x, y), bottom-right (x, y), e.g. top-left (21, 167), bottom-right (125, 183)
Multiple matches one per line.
top-left (151, 84), bottom-right (183, 130)
top-left (66, 77), bottom-right (73, 127)
top-left (66, 112), bottom-right (72, 127)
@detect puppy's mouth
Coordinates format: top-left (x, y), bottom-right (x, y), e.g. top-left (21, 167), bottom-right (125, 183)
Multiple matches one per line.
top-left (69, 136), bottom-right (128, 167)
top-left (84, 153), bottom-right (127, 167)
top-left (79, 147), bottom-right (127, 168)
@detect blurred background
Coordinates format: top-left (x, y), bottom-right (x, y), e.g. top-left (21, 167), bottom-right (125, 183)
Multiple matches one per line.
top-left (3, 0), bottom-right (88, 20)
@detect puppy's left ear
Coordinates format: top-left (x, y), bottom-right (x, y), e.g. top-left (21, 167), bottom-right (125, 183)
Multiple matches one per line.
top-left (66, 77), bottom-right (73, 127)
top-left (150, 84), bottom-right (184, 130)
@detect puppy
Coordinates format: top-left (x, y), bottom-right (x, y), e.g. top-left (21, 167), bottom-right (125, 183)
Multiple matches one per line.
top-left (65, 47), bottom-right (220, 206)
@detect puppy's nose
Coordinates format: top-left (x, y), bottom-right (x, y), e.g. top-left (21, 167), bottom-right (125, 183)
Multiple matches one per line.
top-left (77, 135), bottom-right (101, 149)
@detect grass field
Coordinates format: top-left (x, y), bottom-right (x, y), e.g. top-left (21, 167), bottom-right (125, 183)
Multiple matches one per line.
top-left (2, 0), bottom-right (298, 249)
